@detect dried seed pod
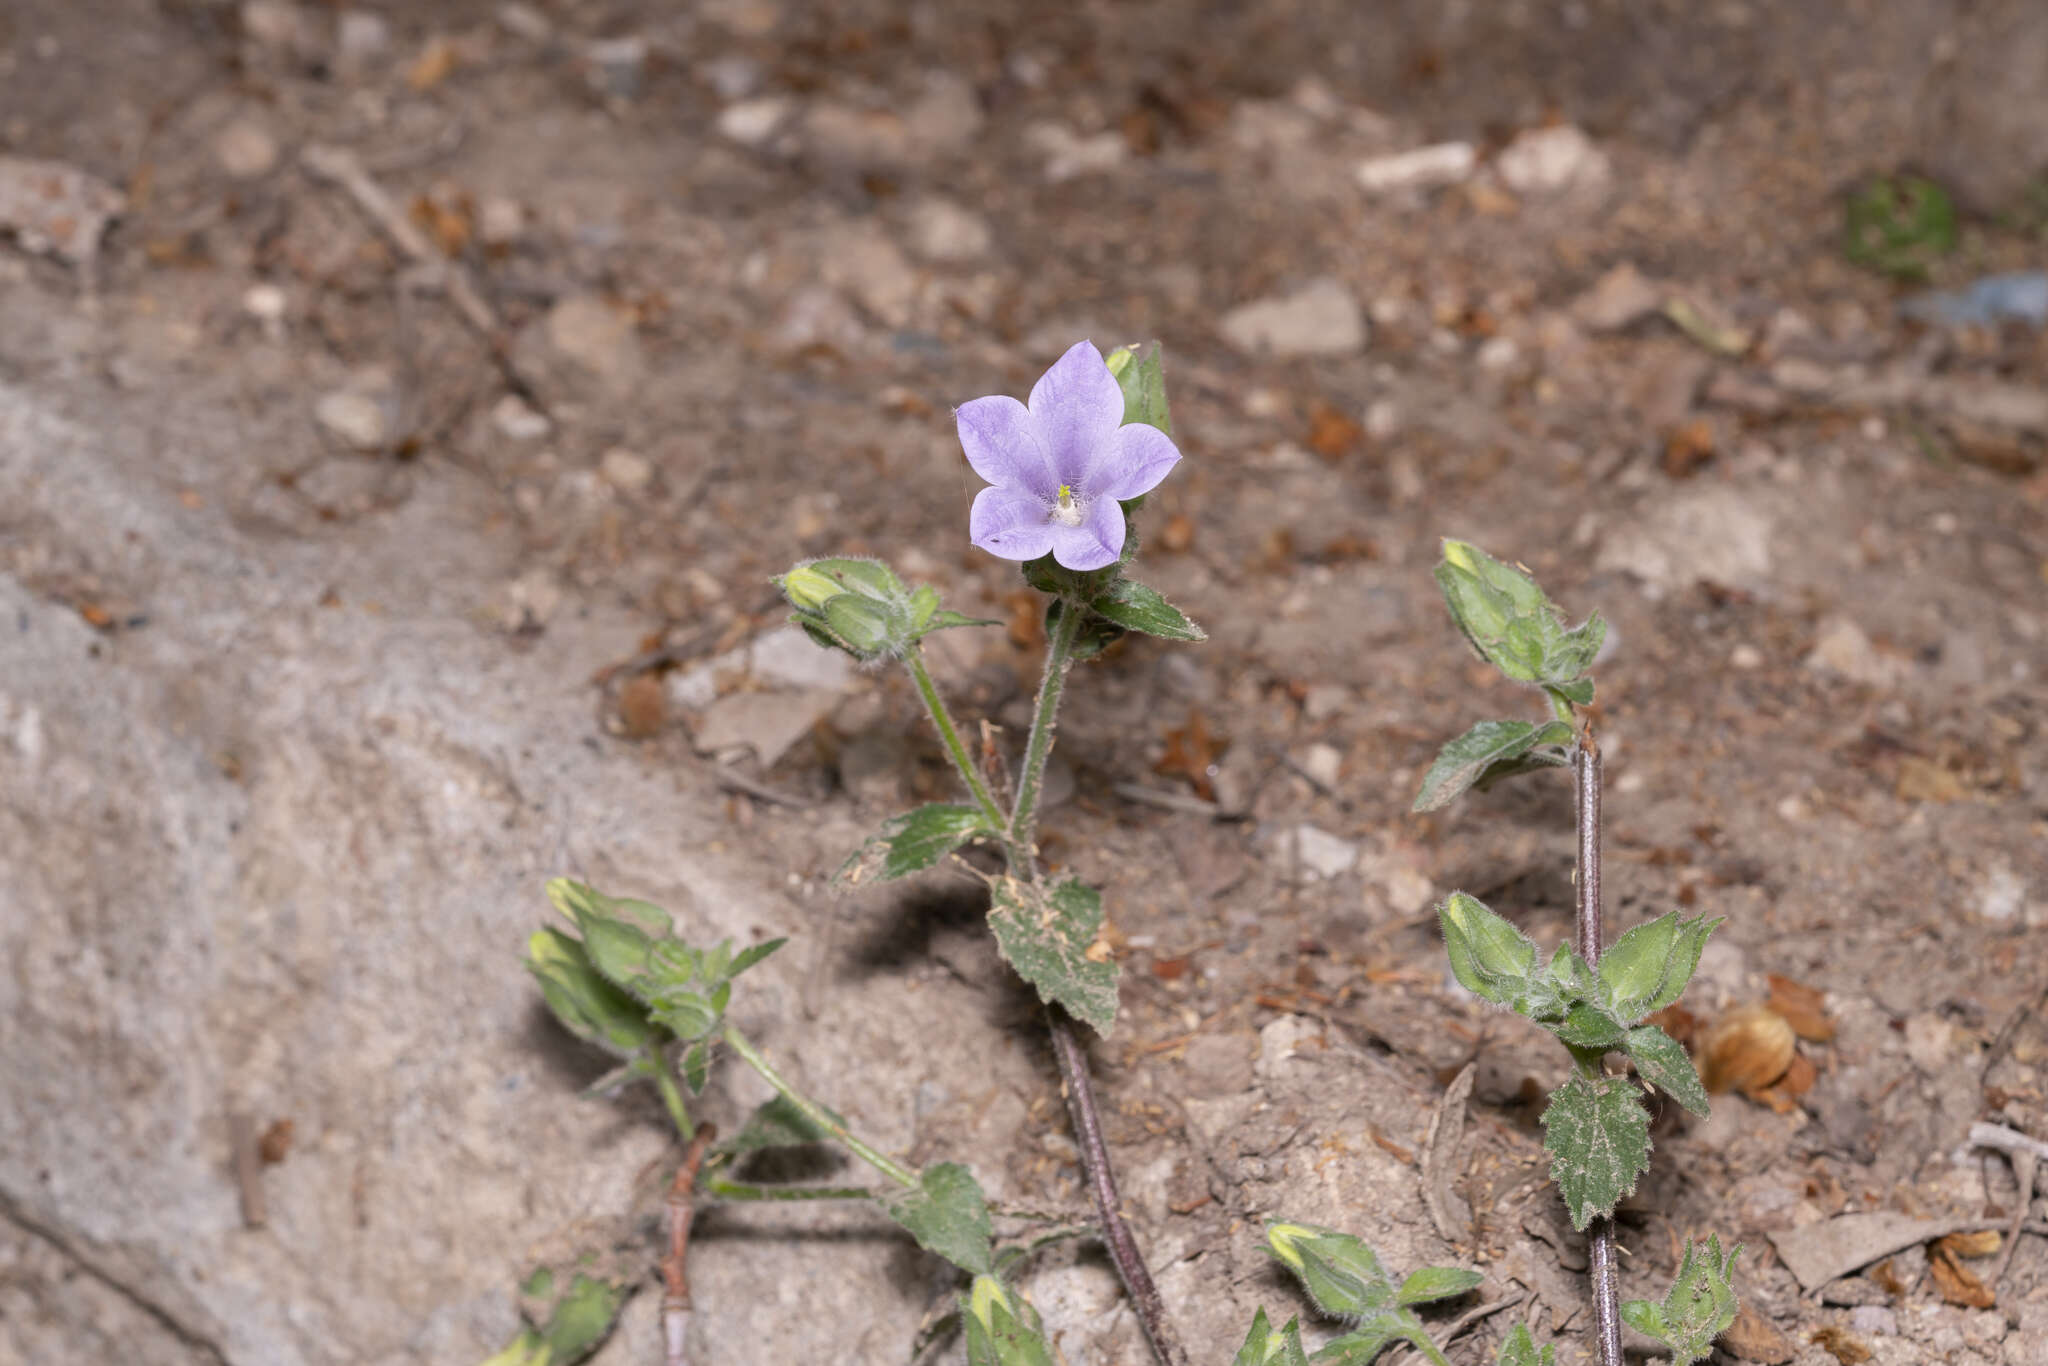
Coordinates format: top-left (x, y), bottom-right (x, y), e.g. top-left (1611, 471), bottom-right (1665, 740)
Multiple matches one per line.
top-left (1698, 1003), bottom-right (1796, 1095)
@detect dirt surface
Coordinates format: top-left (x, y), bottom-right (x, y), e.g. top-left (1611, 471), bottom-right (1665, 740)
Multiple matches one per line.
top-left (3, 3), bottom-right (2047, 1365)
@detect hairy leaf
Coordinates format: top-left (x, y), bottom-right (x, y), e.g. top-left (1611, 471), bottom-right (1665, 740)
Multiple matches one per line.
top-left (1624, 1024), bottom-right (1711, 1117)
top-left (1599, 913), bottom-right (1722, 1019)
top-left (988, 877), bottom-right (1121, 1033)
top-left (1394, 1266), bottom-right (1484, 1306)
top-left (1438, 893), bottom-right (1539, 1004)
top-left (840, 803), bottom-right (990, 884)
top-left (1412, 719), bottom-right (1573, 812)
top-left (883, 1162), bottom-right (994, 1277)
top-left (1540, 1074), bottom-right (1652, 1230)
top-left (1234, 1308), bottom-right (1312, 1366)
top-left (1494, 1323), bottom-right (1556, 1366)
top-left (1089, 578), bottom-right (1205, 641)
top-left (714, 1094), bottom-right (843, 1159)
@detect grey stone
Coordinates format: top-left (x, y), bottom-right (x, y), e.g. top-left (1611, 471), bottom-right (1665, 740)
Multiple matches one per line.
top-left (1495, 125), bottom-right (1611, 196)
top-left (1353, 142), bottom-right (1475, 195)
top-left (313, 390), bottom-right (390, 450)
top-left (1594, 487), bottom-right (1772, 596)
top-left (1218, 277), bottom-right (1367, 358)
top-left (904, 197), bottom-right (992, 263)
top-left (213, 118), bottom-right (281, 179)
top-left (1572, 263), bottom-right (1664, 332)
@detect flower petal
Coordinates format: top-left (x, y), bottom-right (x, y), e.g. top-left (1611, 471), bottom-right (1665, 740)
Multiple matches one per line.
top-left (969, 485), bottom-right (1056, 563)
top-left (956, 395), bottom-right (1058, 499)
top-left (1087, 421), bottom-right (1182, 501)
top-left (1046, 493), bottom-right (1125, 571)
top-left (1028, 341), bottom-right (1125, 488)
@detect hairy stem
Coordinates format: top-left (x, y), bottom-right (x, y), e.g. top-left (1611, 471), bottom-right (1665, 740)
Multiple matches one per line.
top-left (905, 644), bottom-right (1012, 840)
top-left (1047, 1008), bottom-right (1188, 1366)
top-left (703, 1177), bottom-right (877, 1202)
top-left (723, 1024), bottom-right (919, 1189)
top-left (1007, 597), bottom-right (1084, 859)
top-left (1574, 729), bottom-right (1623, 1366)
top-left (662, 1124), bottom-right (716, 1366)
top-left (652, 1059), bottom-right (695, 1144)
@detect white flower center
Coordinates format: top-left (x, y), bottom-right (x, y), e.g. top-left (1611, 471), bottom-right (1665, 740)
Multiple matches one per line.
top-left (1049, 483), bottom-right (1085, 527)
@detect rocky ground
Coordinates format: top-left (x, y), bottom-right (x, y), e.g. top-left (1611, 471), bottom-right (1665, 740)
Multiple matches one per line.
top-left (2, 2), bottom-right (2046, 1365)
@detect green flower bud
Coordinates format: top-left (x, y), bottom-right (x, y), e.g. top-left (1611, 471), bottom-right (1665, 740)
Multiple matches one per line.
top-left (1264, 1222), bottom-right (1394, 1318)
top-left (779, 564), bottom-right (846, 612)
top-left (525, 927), bottom-right (654, 1057)
top-left (1438, 892), bottom-right (1540, 1004)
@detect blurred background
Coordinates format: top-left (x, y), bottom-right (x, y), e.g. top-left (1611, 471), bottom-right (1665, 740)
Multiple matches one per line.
top-left (2, 3), bottom-right (2044, 1364)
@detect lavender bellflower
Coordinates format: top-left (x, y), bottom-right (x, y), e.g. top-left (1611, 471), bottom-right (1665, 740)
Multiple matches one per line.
top-left (956, 340), bottom-right (1182, 572)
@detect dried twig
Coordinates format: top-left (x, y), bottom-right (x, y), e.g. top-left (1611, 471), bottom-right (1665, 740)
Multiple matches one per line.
top-left (662, 1124), bottom-right (718, 1366)
top-left (227, 1112), bottom-right (266, 1229)
top-left (1113, 781), bottom-right (1222, 818)
top-left (1971, 1123), bottom-right (2045, 1292)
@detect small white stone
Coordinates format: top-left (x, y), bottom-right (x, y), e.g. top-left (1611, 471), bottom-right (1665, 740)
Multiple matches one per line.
top-left (1730, 643), bottom-right (1764, 670)
top-left (491, 394), bottom-right (551, 441)
top-left (242, 283), bottom-right (288, 323)
top-left (1776, 795), bottom-right (1809, 823)
top-left (1354, 141), bottom-right (1475, 195)
top-left (1298, 743), bottom-right (1343, 790)
top-left (1219, 277), bottom-right (1367, 357)
top-left (1495, 124), bottom-right (1611, 195)
top-left (1024, 122), bottom-right (1126, 183)
top-left (496, 3), bottom-right (553, 41)
top-left (214, 119), bottom-right (280, 179)
top-left (478, 196), bottom-right (525, 247)
top-left (1363, 399), bottom-right (1401, 440)
top-left (1979, 864), bottom-right (2025, 922)
top-left (904, 197), bottom-right (991, 262)
top-left (1274, 823), bottom-right (1358, 880)
top-left (1476, 335), bottom-right (1521, 372)
top-left (314, 391), bottom-right (389, 450)
top-left (599, 447), bottom-right (652, 494)
top-left (717, 97), bottom-right (792, 146)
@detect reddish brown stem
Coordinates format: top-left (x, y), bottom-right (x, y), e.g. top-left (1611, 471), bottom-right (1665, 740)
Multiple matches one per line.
top-left (663, 1124), bottom-right (718, 1366)
top-left (1047, 1009), bottom-right (1188, 1366)
top-left (1574, 732), bottom-right (1623, 1366)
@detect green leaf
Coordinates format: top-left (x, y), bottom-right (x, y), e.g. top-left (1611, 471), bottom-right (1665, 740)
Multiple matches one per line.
top-left (882, 1162), bottom-right (994, 1276)
top-left (1599, 913), bottom-right (1722, 1019)
top-left (1394, 1265), bottom-right (1484, 1306)
top-left (1494, 1323), bottom-right (1555, 1366)
top-left (1411, 719), bottom-right (1573, 811)
top-left (925, 608), bottom-right (1002, 633)
top-left (839, 803), bottom-right (990, 884)
top-left (1552, 1000), bottom-right (1629, 1051)
top-left (680, 1039), bottom-right (712, 1095)
top-left (537, 1273), bottom-right (629, 1363)
top-left (1619, 1300), bottom-right (1667, 1342)
top-left (1544, 678), bottom-right (1594, 709)
top-left (988, 876), bottom-right (1121, 1034)
top-left (1088, 577), bottom-right (1205, 641)
top-left (726, 936), bottom-right (786, 979)
top-left (1627, 1235), bottom-right (1742, 1366)
top-left (1540, 1074), bottom-right (1652, 1230)
top-left (1266, 1223), bottom-right (1395, 1319)
top-left (646, 992), bottom-right (719, 1043)
top-left (525, 928), bottom-right (657, 1059)
top-left (1234, 1308), bottom-right (1312, 1366)
top-left (1108, 341), bottom-right (1173, 435)
top-left (1843, 174), bottom-right (1957, 280)
top-left (1624, 1024), bottom-right (1710, 1117)
top-left (1308, 1317), bottom-right (1403, 1365)
top-left (963, 1276), bottom-right (1057, 1366)
top-left (1437, 893), bottom-right (1539, 1004)
top-left (714, 1094), bottom-right (842, 1159)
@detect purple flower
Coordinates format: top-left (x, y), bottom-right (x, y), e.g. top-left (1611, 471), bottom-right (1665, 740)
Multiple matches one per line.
top-left (956, 341), bottom-right (1183, 572)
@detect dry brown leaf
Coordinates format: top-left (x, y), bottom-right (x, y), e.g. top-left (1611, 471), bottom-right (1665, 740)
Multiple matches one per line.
top-left (1700, 1003), bottom-right (1795, 1095)
top-left (1897, 754), bottom-right (1967, 803)
top-left (256, 1117), bottom-right (294, 1165)
top-left (407, 37), bottom-right (457, 92)
top-left (1766, 973), bottom-right (1837, 1042)
top-left (1157, 512), bottom-right (1195, 553)
top-left (616, 674), bottom-right (668, 738)
top-left (1156, 709), bottom-right (1225, 801)
top-left (1929, 1239), bottom-right (1996, 1308)
top-left (1306, 400), bottom-right (1362, 461)
top-left (1938, 1229), bottom-right (2002, 1259)
top-left (1809, 1326), bottom-right (1872, 1365)
top-left (1868, 1258), bottom-right (1907, 1297)
top-left (1721, 1304), bottom-right (1795, 1364)
top-left (1756, 1048), bottom-right (1817, 1113)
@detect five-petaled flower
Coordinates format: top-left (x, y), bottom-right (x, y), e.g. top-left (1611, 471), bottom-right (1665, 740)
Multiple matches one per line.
top-left (956, 340), bottom-right (1183, 571)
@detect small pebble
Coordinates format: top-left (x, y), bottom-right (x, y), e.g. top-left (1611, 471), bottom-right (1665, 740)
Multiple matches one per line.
top-left (599, 447), bottom-right (653, 495)
top-left (491, 394), bottom-right (550, 441)
top-left (214, 119), bottom-right (280, 179)
top-left (717, 96), bottom-right (791, 146)
top-left (1730, 643), bottom-right (1764, 669)
top-left (314, 391), bottom-right (389, 450)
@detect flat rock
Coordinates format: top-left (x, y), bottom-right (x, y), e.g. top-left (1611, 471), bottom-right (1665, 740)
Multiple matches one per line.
top-left (1572, 262), bottom-right (1665, 332)
top-left (689, 689), bottom-right (836, 767)
top-left (1595, 487), bottom-right (1772, 596)
top-left (1218, 277), bottom-right (1366, 357)
top-left (1771, 1212), bottom-right (1979, 1292)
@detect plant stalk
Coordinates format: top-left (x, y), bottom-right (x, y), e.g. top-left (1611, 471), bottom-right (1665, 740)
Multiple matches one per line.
top-left (1007, 597), bottom-right (1084, 860)
top-left (653, 1059), bottom-right (695, 1143)
top-left (704, 1177), bottom-right (878, 1202)
top-left (723, 1023), bottom-right (919, 1189)
top-left (1574, 728), bottom-right (1623, 1366)
top-left (1047, 1008), bottom-right (1188, 1366)
top-left (662, 1123), bottom-right (717, 1366)
top-left (905, 644), bottom-right (1012, 840)
top-left (998, 594), bottom-right (1183, 1364)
